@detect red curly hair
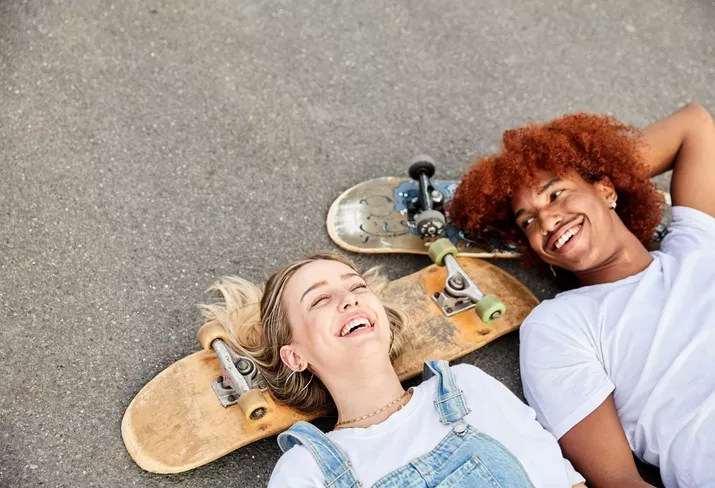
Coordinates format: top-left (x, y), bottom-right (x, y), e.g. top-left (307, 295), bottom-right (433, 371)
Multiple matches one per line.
top-left (448, 112), bottom-right (665, 266)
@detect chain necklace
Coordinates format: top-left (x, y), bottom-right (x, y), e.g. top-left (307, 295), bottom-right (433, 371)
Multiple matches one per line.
top-left (335, 390), bottom-right (410, 427)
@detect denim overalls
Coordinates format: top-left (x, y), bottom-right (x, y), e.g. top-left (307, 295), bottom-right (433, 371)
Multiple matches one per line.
top-left (277, 360), bottom-right (536, 487)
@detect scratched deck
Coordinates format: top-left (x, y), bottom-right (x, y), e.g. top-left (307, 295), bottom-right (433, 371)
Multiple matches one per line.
top-left (327, 176), bottom-right (672, 258)
top-left (121, 257), bottom-right (539, 474)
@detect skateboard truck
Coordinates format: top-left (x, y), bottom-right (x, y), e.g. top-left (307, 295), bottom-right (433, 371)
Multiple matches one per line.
top-left (408, 154), bottom-right (447, 238)
top-left (210, 341), bottom-right (260, 408)
top-left (197, 322), bottom-right (269, 420)
top-left (428, 238), bottom-right (507, 323)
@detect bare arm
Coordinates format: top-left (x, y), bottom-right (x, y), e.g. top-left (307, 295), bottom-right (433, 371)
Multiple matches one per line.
top-left (639, 102), bottom-right (715, 218)
top-left (559, 395), bottom-right (654, 488)
top-left (572, 484), bottom-right (587, 488)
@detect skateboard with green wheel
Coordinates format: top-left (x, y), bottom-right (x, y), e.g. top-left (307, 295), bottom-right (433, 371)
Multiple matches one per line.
top-left (121, 239), bottom-right (539, 474)
top-left (327, 154), bottom-right (673, 257)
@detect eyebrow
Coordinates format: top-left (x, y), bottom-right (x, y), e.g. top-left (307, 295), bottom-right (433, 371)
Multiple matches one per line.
top-left (513, 178), bottom-right (562, 221)
top-left (299, 272), bottom-right (362, 303)
top-left (537, 178), bottom-right (561, 195)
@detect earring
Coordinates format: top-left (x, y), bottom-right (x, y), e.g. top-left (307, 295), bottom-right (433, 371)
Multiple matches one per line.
top-left (297, 371), bottom-right (315, 395)
top-left (550, 265), bottom-right (557, 277)
top-left (610, 201), bottom-right (617, 210)
top-left (541, 228), bottom-right (548, 236)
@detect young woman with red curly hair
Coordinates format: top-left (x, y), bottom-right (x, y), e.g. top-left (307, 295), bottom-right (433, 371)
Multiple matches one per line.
top-left (449, 102), bottom-right (715, 488)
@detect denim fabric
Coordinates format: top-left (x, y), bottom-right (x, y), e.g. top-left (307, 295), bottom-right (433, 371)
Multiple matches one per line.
top-left (277, 360), bottom-right (535, 487)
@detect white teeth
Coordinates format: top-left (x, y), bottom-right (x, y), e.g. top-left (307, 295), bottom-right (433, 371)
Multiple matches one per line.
top-left (555, 225), bottom-right (581, 250)
top-left (340, 317), bottom-right (372, 337)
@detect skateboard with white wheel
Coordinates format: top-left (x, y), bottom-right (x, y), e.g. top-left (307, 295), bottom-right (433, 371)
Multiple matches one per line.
top-left (121, 240), bottom-right (539, 474)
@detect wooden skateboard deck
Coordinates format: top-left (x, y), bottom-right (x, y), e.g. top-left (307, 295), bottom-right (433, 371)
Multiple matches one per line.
top-left (122, 257), bottom-right (539, 474)
top-left (327, 176), bottom-right (672, 257)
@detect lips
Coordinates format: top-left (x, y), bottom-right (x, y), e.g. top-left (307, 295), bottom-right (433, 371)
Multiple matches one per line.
top-left (336, 312), bottom-right (375, 338)
top-left (546, 218), bottom-right (584, 252)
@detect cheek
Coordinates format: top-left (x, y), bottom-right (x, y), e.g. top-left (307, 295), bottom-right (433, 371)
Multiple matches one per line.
top-left (368, 297), bottom-right (391, 331)
top-left (568, 192), bottom-right (598, 212)
top-left (525, 230), bottom-right (544, 252)
top-left (290, 311), bottom-right (323, 345)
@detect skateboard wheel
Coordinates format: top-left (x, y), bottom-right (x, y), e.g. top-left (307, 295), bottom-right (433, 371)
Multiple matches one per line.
top-left (197, 321), bottom-right (229, 351)
top-left (408, 154), bottom-right (436, 180)
top-left (416, 210), bottom-right (446, 238)
top-left (428, 237), bottom-right (458, 266)
top-left (475, 294), bottom-right (506, 324)
top-left (238, 388), bottom-right (269, 420)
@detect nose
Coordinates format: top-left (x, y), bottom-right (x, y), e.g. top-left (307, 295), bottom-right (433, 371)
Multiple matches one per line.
top-left (340, 292), bottom-right (359, 311)
top-left (538, 209), bottom-right (563, 237)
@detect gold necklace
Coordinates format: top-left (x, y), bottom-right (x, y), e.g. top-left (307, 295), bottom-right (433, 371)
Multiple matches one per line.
top-left (335, 390), bottom-right (410, 427)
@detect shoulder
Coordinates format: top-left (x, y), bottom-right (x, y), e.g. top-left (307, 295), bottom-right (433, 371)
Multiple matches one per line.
top-left (449, 363), bottom-right (496, 385)
top-left (450, 364), bottom-right (521, 402)
top-left (268, 444), bottom-right (323, 488)
top-left (519, 293), bottom-right (600, 348)
top-left (524, 292), bottom-right (600, 326)
top-left (450, 364), bottom-right (538, 423)
top-left (518, 295), bottom-right (606, 390)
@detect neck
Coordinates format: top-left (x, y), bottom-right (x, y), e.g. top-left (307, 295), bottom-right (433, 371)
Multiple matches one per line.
top-left (321, 357), bottom-right (407, 430)
top-left (575, 229), bottom-right (653, 286)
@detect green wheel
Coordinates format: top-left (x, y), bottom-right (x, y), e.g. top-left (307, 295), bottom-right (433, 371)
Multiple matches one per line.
top-left (428, 238), bottom-right (458, 266)
top-left (475, 294), bottom-right (506, 323)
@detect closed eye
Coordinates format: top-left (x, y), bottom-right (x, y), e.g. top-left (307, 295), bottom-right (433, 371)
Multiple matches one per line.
top-left (310, 294), bottom-right (330, 308)
top-left (350, 282), bottom-right (368, 292)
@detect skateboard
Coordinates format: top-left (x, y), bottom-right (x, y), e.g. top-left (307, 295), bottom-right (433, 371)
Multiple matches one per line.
top-left (327, 155), bottom-right (672, 257)
top-left (121, 239), bottom-right (540, 474)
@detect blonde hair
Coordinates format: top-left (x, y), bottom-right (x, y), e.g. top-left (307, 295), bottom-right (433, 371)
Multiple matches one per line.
top-left (199, 251), bottom-right (407, 414)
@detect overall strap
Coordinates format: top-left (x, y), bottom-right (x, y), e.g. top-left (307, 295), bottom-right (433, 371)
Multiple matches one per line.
top-left (423, 360), bottom-right (471, 424)
top-left (277, 421), bottom-right (360, 487)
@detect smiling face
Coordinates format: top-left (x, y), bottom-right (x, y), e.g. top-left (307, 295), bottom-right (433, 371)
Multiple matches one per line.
top-left (510, 170), bottom-right (620, 272)
top-left (279, 259), bottom-right (392, 379)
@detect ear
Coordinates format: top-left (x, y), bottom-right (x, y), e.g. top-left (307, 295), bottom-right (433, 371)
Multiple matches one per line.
top-left (593, 176), bottom-right (617, 206)
top-left (280, 345), bottom-right (307, 372)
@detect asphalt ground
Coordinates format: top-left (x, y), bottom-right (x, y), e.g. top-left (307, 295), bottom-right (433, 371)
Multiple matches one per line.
top-left (1, 0), bottom-right (714, 486)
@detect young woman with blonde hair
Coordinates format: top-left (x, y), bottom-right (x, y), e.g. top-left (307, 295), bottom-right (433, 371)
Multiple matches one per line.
top-left (201, 251), bottom-right (587, 487)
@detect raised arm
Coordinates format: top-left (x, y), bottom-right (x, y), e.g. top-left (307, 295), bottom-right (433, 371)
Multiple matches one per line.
top-left (639, 102), bottom-right (715, 218)
top-left (558, 394), bottom-right (654, 488)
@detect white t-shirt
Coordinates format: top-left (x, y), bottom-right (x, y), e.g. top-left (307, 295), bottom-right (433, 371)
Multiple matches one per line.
top-left (269, 364), bottom-right (584, 487)
top-left (520, 206), bottom-right (715, 488)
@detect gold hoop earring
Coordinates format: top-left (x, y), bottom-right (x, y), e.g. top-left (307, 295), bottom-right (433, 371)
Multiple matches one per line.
top-left (285, 368), bottom-right (296, 386)
top-left (297, 371), bottom-right (314, 395)
top-left (286, 363), bottom-right (305, 382)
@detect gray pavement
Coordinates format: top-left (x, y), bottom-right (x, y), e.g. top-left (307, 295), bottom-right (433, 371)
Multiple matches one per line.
top-left (1, 0), bottom-right (713, 486)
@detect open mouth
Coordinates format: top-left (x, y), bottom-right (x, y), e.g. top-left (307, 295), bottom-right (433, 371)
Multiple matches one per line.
top-left (553, 224), bottom-right (582, 250)
top-left (338, 314), bottom-right (374, 337)
top-left (548, 219), bottom-right (583, 252)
